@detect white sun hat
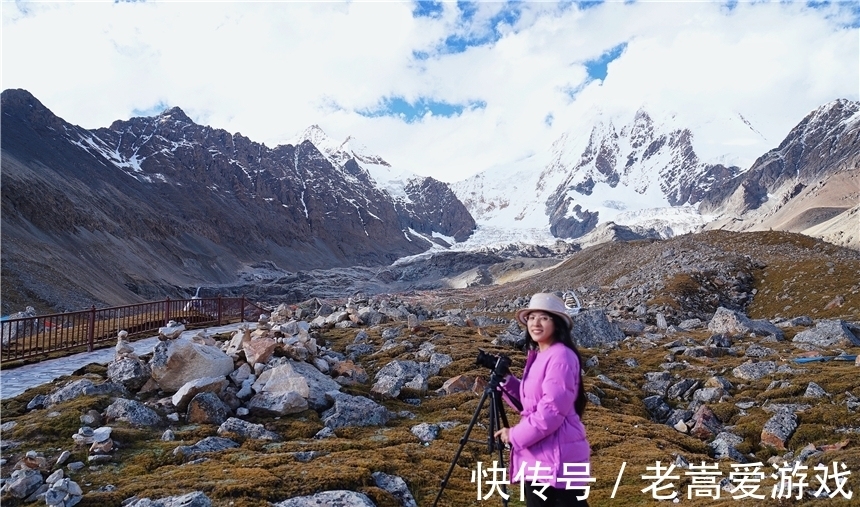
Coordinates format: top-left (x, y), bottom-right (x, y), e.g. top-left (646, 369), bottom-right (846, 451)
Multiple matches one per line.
top-left (515, 292), bottom-right (574, 328)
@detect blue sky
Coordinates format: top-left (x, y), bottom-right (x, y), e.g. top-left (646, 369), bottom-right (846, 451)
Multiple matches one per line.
top-left (2, 1), bottom-right (858, 182)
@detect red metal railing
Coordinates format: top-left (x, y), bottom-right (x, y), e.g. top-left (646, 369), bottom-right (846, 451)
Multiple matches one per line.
top-left (0, 296), bottom-right (266, 366)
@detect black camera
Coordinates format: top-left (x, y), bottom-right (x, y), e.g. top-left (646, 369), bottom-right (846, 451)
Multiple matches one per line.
top-left (476, 349), bottom-right (511, 378)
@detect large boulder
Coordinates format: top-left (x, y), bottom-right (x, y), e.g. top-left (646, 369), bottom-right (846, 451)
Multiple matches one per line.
top-left (149, 338), bottom-right (235, 393)
top-left (570, 309), bottom-right (625, 348)
top-left (708, 307), bottom-right (784, 340)
top-left (252, 363), bottom-right (310, 399)
top-left (289, 360), bottom-right (342, 410)
top-left (792, 320), bottom-right (860, 348)
top-left (243, 337), bottom-right (278, 365)
top-left (246, 391), bottom-right (308, 416)
top-left (321, 391), bottom-right (391, 430)
top-left (46, 379), bottom-right (129, 408)
top-left (172, 377), bottom-right (229, 412)
top-left (186, 392), bottom-right (230, 425)
top-left (104, 398), bottom-right (163, 427)
top-left (107, 357), bottom-right (152, 391)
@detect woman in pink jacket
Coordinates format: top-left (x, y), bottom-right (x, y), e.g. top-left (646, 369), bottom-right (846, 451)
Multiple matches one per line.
top-left (494, 292), bottom-right (591, 506)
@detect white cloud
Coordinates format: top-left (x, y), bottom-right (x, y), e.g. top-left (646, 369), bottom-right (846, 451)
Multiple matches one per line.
top-left (2, 1), bottom-right (857, 183)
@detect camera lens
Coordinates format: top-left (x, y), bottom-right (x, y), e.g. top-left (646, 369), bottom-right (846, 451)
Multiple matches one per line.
top-left (476, 350), bottom-right (499, 370)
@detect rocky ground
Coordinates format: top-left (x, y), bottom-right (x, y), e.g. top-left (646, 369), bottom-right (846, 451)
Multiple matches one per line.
top-left (1, 230), bottom-right (859, 507)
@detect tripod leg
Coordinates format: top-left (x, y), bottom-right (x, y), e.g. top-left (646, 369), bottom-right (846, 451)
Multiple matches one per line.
top-left (432, 387), bottom-right (490, 507)
top-left (492, 390), bottom-right (511, 507)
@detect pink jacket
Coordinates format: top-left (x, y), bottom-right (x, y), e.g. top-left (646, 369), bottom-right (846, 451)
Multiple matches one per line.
top-left (500, 341), bottom-right (590, 488)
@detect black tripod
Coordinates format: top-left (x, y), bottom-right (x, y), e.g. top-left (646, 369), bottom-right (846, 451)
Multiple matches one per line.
top-left (432, 365), bottom-right (522, 507)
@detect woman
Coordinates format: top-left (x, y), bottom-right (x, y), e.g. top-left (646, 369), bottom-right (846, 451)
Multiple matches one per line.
top-left (494, 292), bottom-right (591, 506)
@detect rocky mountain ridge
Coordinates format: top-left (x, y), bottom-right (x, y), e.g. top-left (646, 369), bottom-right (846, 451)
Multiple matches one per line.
top-left (701, 99), bottom-right (860, 249)
top-left (0, 89), bottom-right (475, 314)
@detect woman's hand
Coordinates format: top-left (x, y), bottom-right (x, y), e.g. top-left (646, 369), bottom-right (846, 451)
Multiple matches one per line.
top-left (494, 427), bottom-right (510, 445)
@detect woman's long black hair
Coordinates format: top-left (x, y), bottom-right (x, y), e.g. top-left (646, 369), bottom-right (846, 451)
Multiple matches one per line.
top-left (523, 313), bottom-right (587, 417)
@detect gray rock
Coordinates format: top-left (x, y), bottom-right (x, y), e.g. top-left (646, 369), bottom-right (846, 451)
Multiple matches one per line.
top-left (149, 338), bottom-right (235, 393)
top-left (92, 426), bottom-right (112, 443)
top-left (678, 318), bottom-right (704, 330)
top-left (762, 402), bottom-right (810, 413)
top-left (26, 394), bottom-right (47, 410)
top-left (429, 352), bottom-right (453, 370)
top-left (765, 380), bottom-right (790, 391)
top-left (45, 486), bottom-right (65, 506)
top-left (126, 491), bottom-right (213, 507)
top-left (596, 374), bottom-right (627, 391)
top-left (107, 357), bottom-right (152, 391)
top-left (643, 380), bottom-right (670, 397)
top-left (172, 377), bottom-right (228, 412)
top-left (80, 409), bottom-right (102, 427)
top-left (775, 316), bottom-right (814, 328)
top-left (67, 462), bottom-right (85, 472)
top-left (693, 387), bottom-right (724, 403)
top-left (3, 468), bottom-right (43, 498)
top-left (313, 427), bottom-right (336, 439)
top-left (410, 422), bottom-right (440, 443)
top-left (246, 391), bottom-right (308, 417)
top-left (708, 307), bottom-right (784, 340)
top-left (804, 382), bottom-right (828, 398)
top-left (493, 321), bottom-right (526, 348)
top-left (381, 326), bottom-right (403, 340)
top-left (642, 396), bottom-right (672, 423)
top-left (570, 309), bottom-right (625, 348)
top-left (706, 376), bottom-right (734, 391)
top-left (46, 379), bottom-right (115, 407)
top-left (289, 360), bottom-right (342, 410)
top-left (667, 379), bottom-right (700, 400)
top-left (322, 391), bottom-right (391, 430)
top-left (357, 308), bottom-right (387, 326)
top-left (744, 344), bottom-right (776, 358)
top-left (732, 360), bottom-right (777, 381)
top-left (656, 313), bottom-right (668, 330)
top-left (173, 437), bottom-right (239, 460)
top-left (291, 451), bottom-right (326, 463)
top-left (616, 319), bottom-right (646, 336)
top-left (217, 417), bottom-right (280, 441)
top-left (55, 450), bottom-right (71, 467)
top-left (346, 343), bottom-right (375, 360)
top-left (372, 360), bottom-right (424, 398)
top-left (186, 392), bottom-right (230, 425)
top-left (372, 471), bottom-right (418, 507)
top-left (272, 490), bottom-right (376, 507)
top-left (792, 320), bottom-right (860, 347)
top-left (665, 409), bottom-right (693, 428)
top-left (709, 431), bottom-right (747, 463)
top-left (104, 398), bottom-right (163, 427)
top-left (761, 408), bottom-right (798, 450)
top-left (705, 333), bottom-right (733, 347)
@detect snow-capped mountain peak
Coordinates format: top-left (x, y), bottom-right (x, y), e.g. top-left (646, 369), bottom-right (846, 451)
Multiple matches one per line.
top-left (452, 105), bottom-right (747, 245)
top-left (291, 124), bottom-right (416, 199)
